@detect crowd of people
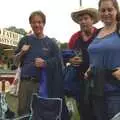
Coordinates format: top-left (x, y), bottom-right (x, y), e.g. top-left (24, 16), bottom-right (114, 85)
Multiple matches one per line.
top-left (12, 0), bottom-right (120, 120)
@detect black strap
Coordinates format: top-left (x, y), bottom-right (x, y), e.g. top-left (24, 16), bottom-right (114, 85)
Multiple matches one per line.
top-left (73, 29), bottom-right (101, 50)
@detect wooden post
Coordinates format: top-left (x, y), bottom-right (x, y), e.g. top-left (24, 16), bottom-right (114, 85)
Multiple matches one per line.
top-left (80, 0), bottom-right (82, 6)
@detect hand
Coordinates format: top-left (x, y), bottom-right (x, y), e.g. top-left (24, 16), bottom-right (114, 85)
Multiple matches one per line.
top-left (34, 57), bottom-right (46, 68)
top-left (84, 67), bottom-right (91, 80)
top-left (84, 71), bottom-right (89, 80)
top-left (112, 68), bottom-right (120, 80)
top-left (12, 79), bottom-right (18, 85)
top-left (69, 56), bottom-right (82, 65)
top-left (21, 44), bottom-right (31, 52)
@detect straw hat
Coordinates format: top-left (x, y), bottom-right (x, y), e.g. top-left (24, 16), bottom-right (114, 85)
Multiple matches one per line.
top-left (71, 7), bottom-right (98, 24)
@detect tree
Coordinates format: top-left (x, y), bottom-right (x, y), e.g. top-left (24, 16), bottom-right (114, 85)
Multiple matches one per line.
top-left (60, 42), bottom-right (68, 50)
top-left (5, 26), bottom-right (27, 35)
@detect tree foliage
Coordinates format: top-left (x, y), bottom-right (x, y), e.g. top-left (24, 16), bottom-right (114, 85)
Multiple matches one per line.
top-left (60, 42), bottom-right (68, 50)
top-left (6, 26), bottom-right (27, 35)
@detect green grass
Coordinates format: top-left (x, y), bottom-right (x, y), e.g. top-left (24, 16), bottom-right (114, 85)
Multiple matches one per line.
top-left (6, 93), bottom-right (18, 115)
top-left (6, 93), bottom-right (80, 120)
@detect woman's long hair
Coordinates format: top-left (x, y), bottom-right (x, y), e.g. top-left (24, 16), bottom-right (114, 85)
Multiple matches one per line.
top-left (116, 12), bottom-right (120, 34)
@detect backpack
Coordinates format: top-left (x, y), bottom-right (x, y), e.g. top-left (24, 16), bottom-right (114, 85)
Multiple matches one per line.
top-left (63, 65), bottom-right (80, 96)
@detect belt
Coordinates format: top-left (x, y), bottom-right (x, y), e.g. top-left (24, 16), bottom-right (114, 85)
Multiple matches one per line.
top-left (21, 76), bottom-right (39, 82)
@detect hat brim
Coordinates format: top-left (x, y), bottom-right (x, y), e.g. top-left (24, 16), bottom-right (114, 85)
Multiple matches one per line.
top-left (71, 8), bottom-right (98, 24)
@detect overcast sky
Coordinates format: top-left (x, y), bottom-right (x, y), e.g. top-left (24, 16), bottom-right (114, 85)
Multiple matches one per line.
top-left (0, 0), bottom-right (101, 43)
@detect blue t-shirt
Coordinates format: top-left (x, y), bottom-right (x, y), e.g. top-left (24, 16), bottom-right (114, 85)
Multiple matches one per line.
top-left (17, 35), bottom-right (55, 78)
top-left (88, 32), bottom-right (120, 91)
top-left (15, 34), bottom-right (60, 97)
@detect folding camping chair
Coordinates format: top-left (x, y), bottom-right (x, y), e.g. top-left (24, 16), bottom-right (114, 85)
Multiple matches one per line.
top-left (0, 75), bottom-right (15, 120)
top-left (111, 112), bottom-right (120, 120)
top-left (12, 94), bottom-right (62, 120)
top-left (30, 93), bottom-right (63, 120)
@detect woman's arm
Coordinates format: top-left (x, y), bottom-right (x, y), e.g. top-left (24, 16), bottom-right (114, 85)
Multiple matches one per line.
top-left (84, 66), bottom-right (92, 80)
top-left (112, 67), bottom-right (120, 80)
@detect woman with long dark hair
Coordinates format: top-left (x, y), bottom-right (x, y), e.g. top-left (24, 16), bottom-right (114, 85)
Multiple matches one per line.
top-left (86, 0), bottom-right (120, 119)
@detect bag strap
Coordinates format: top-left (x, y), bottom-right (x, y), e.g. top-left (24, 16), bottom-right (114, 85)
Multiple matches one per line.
top-left (16, 35), bottom-right (29, 67)
top-left (73, 28), bottom-right (101, 50)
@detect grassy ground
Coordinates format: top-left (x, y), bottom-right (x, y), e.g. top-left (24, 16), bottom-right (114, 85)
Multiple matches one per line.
top-left (6, 93), bottom-right (80, 120)
top-left (6, 93), bottom-right (18, 115)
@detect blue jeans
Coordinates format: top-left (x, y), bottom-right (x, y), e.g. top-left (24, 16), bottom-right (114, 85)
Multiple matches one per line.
top-left (92, 92), bottom-right (120, 120)
top-left (105, 92), bottom-right (120, 120)
top-left (92, 95), bottom-right (107, 120)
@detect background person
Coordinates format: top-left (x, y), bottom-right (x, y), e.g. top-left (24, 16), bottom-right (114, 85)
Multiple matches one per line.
top-left (67, 7), bottom-right (98, 120)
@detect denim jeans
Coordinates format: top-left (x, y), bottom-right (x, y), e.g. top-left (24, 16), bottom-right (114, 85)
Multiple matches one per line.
top-left (105, 92), bottom-right (120, 120)
top-left (91, 92), bottom-right (120, 120)
top-left (92, 95), bottom-right (107, 120)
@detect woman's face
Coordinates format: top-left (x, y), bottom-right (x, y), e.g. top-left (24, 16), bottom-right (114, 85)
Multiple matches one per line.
top-left (30, 15), bottom-right (45, 36)
top-left (99, 0), bottom-right (117, 26)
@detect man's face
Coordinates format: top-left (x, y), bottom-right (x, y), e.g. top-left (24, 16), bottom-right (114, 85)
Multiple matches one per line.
top-left (30, 15), bottom-right (45, 36)
top-left (78, 14), bottom-right (94, 31)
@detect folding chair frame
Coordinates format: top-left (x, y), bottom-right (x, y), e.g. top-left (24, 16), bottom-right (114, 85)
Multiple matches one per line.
top-left (30, 93), bottom-right (63, 120)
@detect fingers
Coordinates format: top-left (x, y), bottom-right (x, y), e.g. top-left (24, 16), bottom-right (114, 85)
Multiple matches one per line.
top-left (84, 72), bottom-right (88, 80)
top-left (34, 58), bottom-right (46, 68)
top-left (69, 56), bottom-right (82, 65)
top-left (21, 45), bottom-right (31, 52)
top-left (84, 69), bottom-right (92, 80)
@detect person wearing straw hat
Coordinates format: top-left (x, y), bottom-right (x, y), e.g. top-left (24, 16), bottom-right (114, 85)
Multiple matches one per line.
top-left (69, 7), bottom-right (98, 49)
top-left (67, 7), bottom-right (99, 120)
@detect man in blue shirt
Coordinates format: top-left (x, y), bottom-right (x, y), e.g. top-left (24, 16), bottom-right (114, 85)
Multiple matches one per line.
top-left (15, 10), bottom-right (69, 120)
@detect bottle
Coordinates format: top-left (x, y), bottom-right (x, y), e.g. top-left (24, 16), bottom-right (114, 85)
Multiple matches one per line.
top-left (73, 48), bottom-right (83, 66)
